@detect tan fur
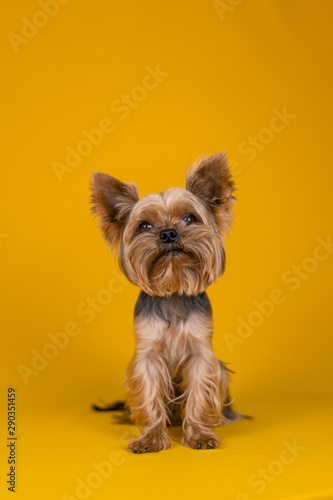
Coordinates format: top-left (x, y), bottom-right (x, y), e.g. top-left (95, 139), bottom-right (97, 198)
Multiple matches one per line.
top-left (126, 313), bottom-right (230, 452)
top-left (186, 152), bottom-right (235, 234)
top-left (91, 172), bottom-right (139, 252)
top-left (91, 152), bottom-right (235, 452)
top-left (120, 188), bottom-right (225, 296)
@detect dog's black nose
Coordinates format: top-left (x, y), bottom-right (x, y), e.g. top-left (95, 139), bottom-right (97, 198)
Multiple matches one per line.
top-left (160, 229), bottom-right (178, 244)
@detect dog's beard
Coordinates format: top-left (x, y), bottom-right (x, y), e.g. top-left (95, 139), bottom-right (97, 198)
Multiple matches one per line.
top-left (122, 228), bottom-right (225, 296)
top-left (148, 250), bottom-right (202, 296)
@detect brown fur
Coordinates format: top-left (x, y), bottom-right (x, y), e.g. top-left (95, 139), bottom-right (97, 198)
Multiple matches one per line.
top-left (91, 152), bottom-right (236, 452)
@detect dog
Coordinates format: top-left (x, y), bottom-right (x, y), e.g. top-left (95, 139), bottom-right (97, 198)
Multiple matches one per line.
top-left (91, 152), bottom-right (245, 453)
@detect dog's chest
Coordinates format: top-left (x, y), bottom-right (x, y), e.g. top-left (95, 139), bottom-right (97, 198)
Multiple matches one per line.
top-left (134, 291), bottom-right (213, 375)
top-left (159, 319), bottom-right (189, 374)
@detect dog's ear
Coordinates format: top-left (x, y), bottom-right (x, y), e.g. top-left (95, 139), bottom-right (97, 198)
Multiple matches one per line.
top-left (91, 172), bottom-right (139, 251)
top-left (186, 152), bottom-right (236, 233)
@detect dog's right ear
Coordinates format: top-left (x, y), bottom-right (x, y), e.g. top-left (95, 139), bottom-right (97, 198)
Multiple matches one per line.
top-left (186, 152), bottom-right (235, 234)
top-left (91, 172), bottom-right (139, 251)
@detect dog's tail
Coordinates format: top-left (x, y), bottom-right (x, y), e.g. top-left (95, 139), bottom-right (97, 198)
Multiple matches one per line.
top-left (223, 394), bottom-right (253, 424)
top-left (91, 396), bottom-right (252, 423)
top-left (92, 400), bottom-right (126, 412)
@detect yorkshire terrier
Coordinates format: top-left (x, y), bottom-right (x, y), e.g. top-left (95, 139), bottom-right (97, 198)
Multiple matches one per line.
top-left (91, 152), bottom-right (245, 453)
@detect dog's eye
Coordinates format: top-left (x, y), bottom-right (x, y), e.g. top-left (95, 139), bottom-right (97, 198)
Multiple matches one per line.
top-left (182, 213), bottom-right (196, 225)
top-left (139, 221), bottom-right (153, 231)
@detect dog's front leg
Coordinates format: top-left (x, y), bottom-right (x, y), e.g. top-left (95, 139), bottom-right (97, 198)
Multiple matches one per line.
top-left (126, 342), bottom-right (171, 453)
top-left (182, 321), bottom-right (229, 449)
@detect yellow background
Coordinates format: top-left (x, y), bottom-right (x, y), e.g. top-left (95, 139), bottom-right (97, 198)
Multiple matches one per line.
top-left (1, 1), bottom-right (333, 498)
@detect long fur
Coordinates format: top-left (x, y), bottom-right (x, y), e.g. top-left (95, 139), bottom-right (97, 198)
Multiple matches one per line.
top-left (91, 152), bottom-right (242, 452)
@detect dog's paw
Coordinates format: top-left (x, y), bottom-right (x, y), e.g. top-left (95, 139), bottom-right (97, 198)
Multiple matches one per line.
top-left (182, 432), bottom-right (220, 450)
top-left (129, 431), bottom-right (171, 454)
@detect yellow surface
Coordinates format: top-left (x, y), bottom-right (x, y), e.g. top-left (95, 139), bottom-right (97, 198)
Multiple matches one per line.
top-left (1, 1), bottom-right (333, 498)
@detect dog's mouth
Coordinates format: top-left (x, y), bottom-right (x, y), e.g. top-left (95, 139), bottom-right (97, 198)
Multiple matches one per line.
top-left (160, 245), bottom-right (188, 257)
top-left (165, 249), bottom-right (183, 256)
top-left (149, 246), bottom-right (189, 266)
top-left (159, 246), bottom-right (196, 262)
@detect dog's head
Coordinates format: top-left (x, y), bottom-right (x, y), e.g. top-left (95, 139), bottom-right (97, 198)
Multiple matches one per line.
top-left (91, 153), bottom-right (235, 296)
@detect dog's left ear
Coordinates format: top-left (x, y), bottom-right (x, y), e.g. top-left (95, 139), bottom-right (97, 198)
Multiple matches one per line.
top-left (186, 152), bottom-right (236, 233)
top-left (91, 172), bottom-right (139, 252)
